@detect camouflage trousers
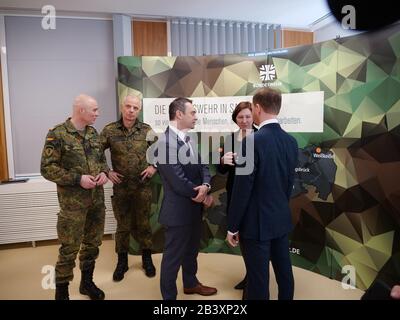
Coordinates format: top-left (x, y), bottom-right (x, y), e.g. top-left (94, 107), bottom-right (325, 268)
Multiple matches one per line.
top-left (55, 204), bottom-right (105, 284)
top-left (112, 183), bottom-right (153, 253)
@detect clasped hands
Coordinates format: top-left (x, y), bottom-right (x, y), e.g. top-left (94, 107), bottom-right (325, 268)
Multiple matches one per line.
top-left (80, 172), bottom-right (108, 189)
top-left (191, 185), bottom-right (214, 208)
top-left (107, 166), bottom-right (157, 185)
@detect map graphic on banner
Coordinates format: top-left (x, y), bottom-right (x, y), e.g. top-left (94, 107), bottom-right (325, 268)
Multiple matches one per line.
top-left (118, 23), bottom-right (400, 290)
top-left (293, 146), bottom-right (337, 201)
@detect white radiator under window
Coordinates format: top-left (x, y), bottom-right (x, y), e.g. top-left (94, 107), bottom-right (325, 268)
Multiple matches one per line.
top-left (0, 178), bottom-right (116, 245)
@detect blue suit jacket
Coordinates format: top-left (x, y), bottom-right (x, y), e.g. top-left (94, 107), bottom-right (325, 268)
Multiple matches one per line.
top-left (227, 123), bottom-right (298, 240)
top-left (155, 127), bottom-right (211, 227)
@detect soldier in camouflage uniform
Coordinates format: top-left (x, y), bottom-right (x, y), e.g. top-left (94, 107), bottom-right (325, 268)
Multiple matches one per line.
top-left (100, 95), bottom-right (157, 281)
top-left (40, 94), bottom-right (109, 300)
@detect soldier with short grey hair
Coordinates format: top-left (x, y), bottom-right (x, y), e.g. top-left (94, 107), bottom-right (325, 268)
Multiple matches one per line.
top-left (100, 95), bottom-right (157, 281)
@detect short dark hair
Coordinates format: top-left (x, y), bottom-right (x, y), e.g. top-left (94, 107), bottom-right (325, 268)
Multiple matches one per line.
top-left (169, 97), bottom-right (193, 120)
top-left (231, 101), bottom-right (252, 124)
top-left (252, 88), bottom-right (282, 115)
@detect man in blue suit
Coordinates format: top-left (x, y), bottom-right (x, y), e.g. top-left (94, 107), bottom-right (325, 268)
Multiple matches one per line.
top-left (153, 97), bottom-right (217, 300)
top-left (226, 88), bottom-right (298, 300)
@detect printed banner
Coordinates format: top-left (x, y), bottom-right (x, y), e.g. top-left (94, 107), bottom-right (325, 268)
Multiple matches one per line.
top-left (143, 91), bottom-right (324, 133)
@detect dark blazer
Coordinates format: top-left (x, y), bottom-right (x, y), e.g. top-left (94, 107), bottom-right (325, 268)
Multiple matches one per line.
top-left (227, 123), bottom-right (298, 240)
top-left (217, 126), bottom-right (258, 207)
top-left (155, 127), bottom-right (211, 227)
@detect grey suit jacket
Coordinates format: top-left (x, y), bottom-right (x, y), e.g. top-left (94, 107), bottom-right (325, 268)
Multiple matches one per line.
top-left (155, 127), bottom-right (211, 227)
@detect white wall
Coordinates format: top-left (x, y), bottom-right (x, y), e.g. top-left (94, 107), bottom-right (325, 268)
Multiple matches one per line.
top-left (314, 20), bottom-right (363, 43)
top-left (5, 16), bottom-right (117, 176)
top-left (0, 0), bottom-right (330, 28)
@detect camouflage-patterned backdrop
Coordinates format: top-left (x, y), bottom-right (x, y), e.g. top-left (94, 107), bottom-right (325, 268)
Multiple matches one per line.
top-left (118, 23), bottom-right (400, 290)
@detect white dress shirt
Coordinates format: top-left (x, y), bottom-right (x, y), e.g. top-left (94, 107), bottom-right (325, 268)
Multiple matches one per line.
top-left (258, 118), bottom-right (279, 129)
top-left (169, 124), bottom-right (194, 156)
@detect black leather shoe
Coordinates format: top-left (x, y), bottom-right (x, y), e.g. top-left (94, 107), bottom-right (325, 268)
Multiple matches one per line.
top-left (234, 276), bottom-right (247, 290)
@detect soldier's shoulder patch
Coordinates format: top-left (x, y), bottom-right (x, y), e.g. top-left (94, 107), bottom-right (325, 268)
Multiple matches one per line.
top-left (141, 123), bottom-right (153, 133)
top-left (47, 126), bottom-right (56, 134)
top-left (44, 145), bottom-right (54, 157)
top-left (53, 123), bottom-right (64, 130)
top-left (49, 123), bottom-right (64, 135)
top-left (87, 125), bottom-right (98, 133)
top-left (104, 122), bottom-right (116, 130)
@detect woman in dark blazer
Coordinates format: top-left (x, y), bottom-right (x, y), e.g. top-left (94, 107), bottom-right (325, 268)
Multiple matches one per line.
top-left (217, 101), bottom-right (257, 290)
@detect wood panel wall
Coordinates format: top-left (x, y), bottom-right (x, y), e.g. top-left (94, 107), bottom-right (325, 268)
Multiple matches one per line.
top-left (132, 21), bottom-right (168, 56)
top-left (282, 30), bottom-right (314, 48)
top-left (0, 62), bottom-right (8, 181)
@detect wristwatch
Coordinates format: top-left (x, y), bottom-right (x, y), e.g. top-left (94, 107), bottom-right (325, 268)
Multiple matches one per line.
top-left (202, 183), bottom-right (211, 192)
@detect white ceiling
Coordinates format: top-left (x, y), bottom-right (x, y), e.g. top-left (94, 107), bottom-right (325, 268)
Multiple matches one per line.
top-left (0, 0), bottom-right (332, 28)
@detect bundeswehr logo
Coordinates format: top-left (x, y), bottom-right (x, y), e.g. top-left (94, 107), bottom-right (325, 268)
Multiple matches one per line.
top-left (259, 64), bottom-right (276, 81)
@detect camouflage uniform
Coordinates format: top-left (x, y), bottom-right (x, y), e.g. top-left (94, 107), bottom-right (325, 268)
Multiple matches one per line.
top-left (40, 118), bottom-right (109, 284)
top-left (100, 119), bottom-right (155, 254)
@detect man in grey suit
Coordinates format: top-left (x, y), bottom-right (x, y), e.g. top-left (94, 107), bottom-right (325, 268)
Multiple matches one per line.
top-left (152, 97), bottom-right (217, 300)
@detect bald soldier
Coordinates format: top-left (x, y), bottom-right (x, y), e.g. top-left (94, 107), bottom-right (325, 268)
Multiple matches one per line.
top-left (101, 95), bottom-right (157, 281)
top-left (41, 94), bottom-right (109, 300)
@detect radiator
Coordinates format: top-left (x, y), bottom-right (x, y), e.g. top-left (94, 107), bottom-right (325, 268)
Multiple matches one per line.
top-left (0, 178), bottom-right (116, 245)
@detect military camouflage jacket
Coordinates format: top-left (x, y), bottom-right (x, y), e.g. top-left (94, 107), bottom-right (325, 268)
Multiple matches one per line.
top-left (40, 118), bottom-right (109, 210)
top-left (100, 119), bottom-right (156, 181)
